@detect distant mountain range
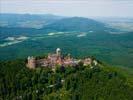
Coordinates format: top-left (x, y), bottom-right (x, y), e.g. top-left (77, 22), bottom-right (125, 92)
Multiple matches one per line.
top-left (0, 13), bottom-right (65, 29)
top-left (1, 13), bottom-right (133, 32)
top-left (0, 13), bottom-right (110, 32)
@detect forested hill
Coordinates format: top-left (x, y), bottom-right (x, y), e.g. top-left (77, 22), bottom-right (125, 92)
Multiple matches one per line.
top-left (0, 59), bottom-right (133, 100)
top-left (42, 17), bottom-right (108, 32)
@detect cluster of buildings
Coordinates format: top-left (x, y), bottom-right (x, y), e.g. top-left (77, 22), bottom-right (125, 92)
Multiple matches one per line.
top-left (26, 48), bottom-right (97, 70)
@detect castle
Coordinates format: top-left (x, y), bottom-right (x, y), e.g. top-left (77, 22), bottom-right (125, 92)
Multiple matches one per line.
top-left (27, 48), bottom-right (97, 69)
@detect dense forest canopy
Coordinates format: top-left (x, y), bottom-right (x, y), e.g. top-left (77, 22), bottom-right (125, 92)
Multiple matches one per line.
top-left (0, 59), bottom-right (133, 100)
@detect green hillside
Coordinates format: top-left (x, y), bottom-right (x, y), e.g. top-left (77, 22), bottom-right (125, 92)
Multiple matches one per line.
top-left (43, 17), bottom-right (108, 32)
top-left (0, 59), bottom-right (133, 100)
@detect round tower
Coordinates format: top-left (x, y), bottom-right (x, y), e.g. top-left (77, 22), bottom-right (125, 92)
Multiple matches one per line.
top-left (67, 53), bottom-right (71, 60)
top-left (56, 48), bottom-right (61, 56)
top-left (27, 56), bottom-right (36, 69)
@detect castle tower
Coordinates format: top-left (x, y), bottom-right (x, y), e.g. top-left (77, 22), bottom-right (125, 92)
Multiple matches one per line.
top-left (56, 48), bottom-right (61, 56)
top-left (67, 53), bottom-right (71, 60)
top-left (27, 56), bottom-right (36, 69)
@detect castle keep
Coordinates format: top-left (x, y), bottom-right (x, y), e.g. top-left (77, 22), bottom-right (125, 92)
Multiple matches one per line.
top-left (27, 48), bottom-right (97, 69)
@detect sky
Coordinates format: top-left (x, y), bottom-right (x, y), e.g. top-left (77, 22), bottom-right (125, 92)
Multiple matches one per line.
top-left (0, 0), bottom-right (133, 17)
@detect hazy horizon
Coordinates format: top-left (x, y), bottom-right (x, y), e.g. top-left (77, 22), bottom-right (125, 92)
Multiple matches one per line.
top-left (0, 0), bottom-right (133, 18)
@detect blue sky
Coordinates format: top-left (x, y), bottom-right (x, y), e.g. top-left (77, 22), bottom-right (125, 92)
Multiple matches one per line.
top-left (0, 0), bottom-right (133, 17)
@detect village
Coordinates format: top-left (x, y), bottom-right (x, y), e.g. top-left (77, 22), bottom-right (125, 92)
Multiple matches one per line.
top-left (26, 48), bottom-right (98, 70)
